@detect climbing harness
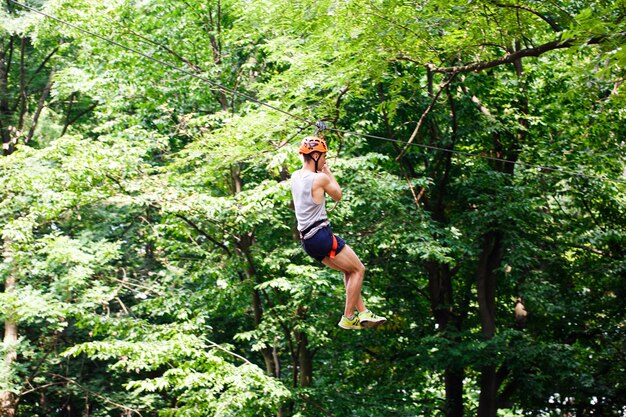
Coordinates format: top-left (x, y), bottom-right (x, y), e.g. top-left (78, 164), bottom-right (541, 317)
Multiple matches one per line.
top-left (299, 219), bottom-right (339, 260)
top-left (329, 233), bottom-right (338, 259)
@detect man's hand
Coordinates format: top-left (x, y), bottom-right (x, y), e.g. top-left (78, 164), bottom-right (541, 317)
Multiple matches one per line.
top-left (319, 163), bottom-right (342, 202)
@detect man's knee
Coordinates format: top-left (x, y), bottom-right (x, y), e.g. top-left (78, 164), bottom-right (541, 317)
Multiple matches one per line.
top-left (353, 262), bottom-right (365, 277)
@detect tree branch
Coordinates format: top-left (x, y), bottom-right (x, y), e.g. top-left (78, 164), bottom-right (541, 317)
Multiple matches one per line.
top-left (25, 68), bottom-right (54, 144)
top-left (125, 29), bottom-right (201, 73)
top-left (298, 395), bottom-right (337, 417)
top-left (458, 83), bottom-right (495, 118)
top-left (18, 37), bottom-right (26, 131)
top-left (491, 2), bottom-right (562, 32)
top-left (60, 101), bottom-right (97, 137)
top-left (175, 213), bottom-right (232, 256)
top-left (396, 72), bottom-right (457, 160)
top-left (51, 374), bottom-right (143, 416)
top-left (26, 45), bottom-right (59, 85)
top-left (428, 34), bottom-right (625, 74)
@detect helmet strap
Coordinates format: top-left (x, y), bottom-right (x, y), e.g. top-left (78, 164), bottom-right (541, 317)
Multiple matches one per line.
top-left (311, 153), bottom-right (322, 172)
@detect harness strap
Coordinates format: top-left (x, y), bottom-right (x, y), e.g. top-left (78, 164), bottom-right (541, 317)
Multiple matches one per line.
top-left (329, 233), bottom-right (338, 259)
top-left (299, 218), bottom-right (328, 240)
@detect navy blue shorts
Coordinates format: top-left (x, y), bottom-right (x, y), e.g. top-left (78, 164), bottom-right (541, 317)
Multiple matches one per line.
top-left (301, 226), bottom-right (346, 262)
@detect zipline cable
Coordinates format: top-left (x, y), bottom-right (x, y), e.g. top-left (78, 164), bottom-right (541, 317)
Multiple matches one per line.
top-left (330, 127), bottom-right (626, 185)
top-left (9, 0), bottom-right (625, 186)
top-left (7, 0), bottom-right (311, 125)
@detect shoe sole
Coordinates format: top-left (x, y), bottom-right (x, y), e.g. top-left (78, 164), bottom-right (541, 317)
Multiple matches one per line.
top-left (338, 324), bottom-right (363, 330)
top-left (360, 319), bottom-right (386, 329)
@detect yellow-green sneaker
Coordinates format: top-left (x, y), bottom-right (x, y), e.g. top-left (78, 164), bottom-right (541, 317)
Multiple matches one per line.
top-left (358, 310), bottom-right (387, 328)
top-left (338, 315), bottom-right (363, 330)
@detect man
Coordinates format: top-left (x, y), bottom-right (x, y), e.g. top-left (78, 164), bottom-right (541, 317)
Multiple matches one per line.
top-left (291, 135), bottom-right (386, 330)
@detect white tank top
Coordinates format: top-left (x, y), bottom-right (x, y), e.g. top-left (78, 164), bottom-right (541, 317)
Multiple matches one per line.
top-left (291, 169), bottom-right (329, 239)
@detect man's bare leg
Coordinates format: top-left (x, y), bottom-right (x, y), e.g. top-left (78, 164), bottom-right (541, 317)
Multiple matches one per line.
top-left (323, 245), bottom-right (366, 317)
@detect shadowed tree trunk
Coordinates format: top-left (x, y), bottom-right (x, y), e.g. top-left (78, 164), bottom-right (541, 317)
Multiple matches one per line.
top-left (0, 37), bottom-right (14, 156)
top-left (296, 306), bottom-right (313, 388)
top-left (232, 165), bottom-right (295, 417)
top-left (475, 49), bottom-right (526, 417)
top-left (421, 73), bottom-right (465, 417)
top-left (1, 242), bottom-right (18, 417)
top-left (426, 261), bottom-right (465, 417)
top-left (476, 229), bottom-right (502, 417)
top-left (1, 35), bottom-right (19, 417)
top-left (232, 167), bottom-right (279, 377)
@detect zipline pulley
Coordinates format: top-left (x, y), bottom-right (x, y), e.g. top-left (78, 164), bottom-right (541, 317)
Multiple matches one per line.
top-left (314, 120), bottom-right (329, 137)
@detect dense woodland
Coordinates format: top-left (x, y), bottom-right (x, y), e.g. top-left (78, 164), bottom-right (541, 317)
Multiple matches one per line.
top-left (1, 0), bottom-right (625, 416)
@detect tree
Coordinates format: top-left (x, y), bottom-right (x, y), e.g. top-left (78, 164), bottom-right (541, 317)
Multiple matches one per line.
top-left (1, 0), bottom-right (624, 416)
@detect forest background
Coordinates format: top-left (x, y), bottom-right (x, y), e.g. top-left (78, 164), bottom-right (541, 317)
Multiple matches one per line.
top-left (1, 0), bottom-right (625, 416)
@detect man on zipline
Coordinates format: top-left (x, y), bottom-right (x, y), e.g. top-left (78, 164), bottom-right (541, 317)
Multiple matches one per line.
top-left (291, 134), bottom-right (386, 330)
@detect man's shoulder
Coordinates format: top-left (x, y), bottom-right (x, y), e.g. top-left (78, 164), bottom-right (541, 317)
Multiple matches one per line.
top-left (290, 169), bottom-right (305, 180)
top-left (311, 172), bottom-right (330, 187)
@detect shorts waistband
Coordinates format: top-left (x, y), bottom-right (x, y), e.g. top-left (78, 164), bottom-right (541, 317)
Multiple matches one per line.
top-left (299, 219), bottom-right (329, 240)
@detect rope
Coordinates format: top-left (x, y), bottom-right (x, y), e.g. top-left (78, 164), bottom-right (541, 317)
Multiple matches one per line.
top-left (7, 0), bottom-right (311, 125)
top-left (9, 0), bottom-right (625, 186)
top-left (330, 128), bottom-right (626, 185)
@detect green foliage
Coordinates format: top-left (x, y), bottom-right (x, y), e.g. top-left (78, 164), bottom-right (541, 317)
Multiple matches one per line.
top-left (1, 0), bottom-right (625, 416)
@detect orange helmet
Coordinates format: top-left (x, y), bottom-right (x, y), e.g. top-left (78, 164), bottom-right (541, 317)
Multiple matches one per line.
top-left (298, 136), bottom-right (328, 154)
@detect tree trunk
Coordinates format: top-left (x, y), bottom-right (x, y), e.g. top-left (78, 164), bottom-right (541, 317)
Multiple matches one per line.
top-left (25, 68), bottom-right (54, 144)
top-left (297, 332), bottom-right (313, 388)
top-left (1, 37), bottom-right (14, 156)
top-left (231, 168), bottom-right (280, 380)
top-left (296, 306), bottom-right (313, 388)
top-left (423, 86), bottom-right (465, 416)
top-left (17, 38), bottom-right (26, 133)
top-left (477, 364), bottom-right (498, 417)
top-left (250, 287), bottom-right (278, 376)
top-left (1, 243), bottom-right (18, 417)
top-left (476, 230), bottom-right (503, 417)
top-left (445, 368), bottom-right (464, 417)
top-left (205, 1), bottom-right (229, 111)
top-left (426, 261), bottom-right (464, 417)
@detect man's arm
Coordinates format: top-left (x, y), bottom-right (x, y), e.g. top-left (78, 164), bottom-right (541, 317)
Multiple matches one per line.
top-left (316, 163), bottom-right (342, 202)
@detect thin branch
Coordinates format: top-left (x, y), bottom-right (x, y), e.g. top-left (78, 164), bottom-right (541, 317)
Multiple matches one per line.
top-left (175, 213), bottom-right (232, 256)
top-left (19, 382), bottom-right (64, 397)
top-left (115, 296), bottom-right (131, 316)
top-left (570, 244), bottom-right (612, 258)
top-left (105, 173), bottom-right (130, 194)
top-left (580, 197), bottom-right (606, 233)
top-left (406, 174), bottom-right (423, 210)
top-left (491, 2), bottom-right (562, 32)
top-left (396, 73), bottom-right (457, 160)
top-left (298, 394), bottom-right (338, 417)
top-left (108, 274), bottom-right (165, 296)
top-left (26, 45), bottom-right (59, 85)
top-left (60, 101), bottom-right (97, 137)
top-left (21, 350), bottom-right (53, 396)
top-left (51, 374), bottom-right (143, 416)
top-left (458, 83), bottom-right (495, 118)
top-left (361, 4), bottom-right (438, 52)
top-left (125, 28), bottom-right (201, 73)
top-left (398, 275), bottom-right (430, 301)
top-left (205, 339), bottom-right (253, 365)
top-left (25, 68), bottom-right (54, 144)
